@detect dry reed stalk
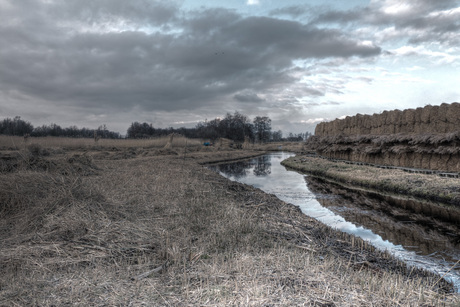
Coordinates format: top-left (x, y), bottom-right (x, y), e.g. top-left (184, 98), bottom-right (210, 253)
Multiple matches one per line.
top-left (0, 147), bottom-right (458, 306)
top-left (315, 102), bottom-right (460, 137)
top-left (0, 135), bottom-right (205, 151)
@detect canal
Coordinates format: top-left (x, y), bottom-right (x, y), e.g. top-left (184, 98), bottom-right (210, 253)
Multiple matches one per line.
top-left (208, 152), bottom-right (460, 290)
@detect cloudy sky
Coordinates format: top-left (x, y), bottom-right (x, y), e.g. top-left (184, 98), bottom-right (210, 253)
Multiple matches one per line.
top-left (1, 0), bottom-right (459, 135)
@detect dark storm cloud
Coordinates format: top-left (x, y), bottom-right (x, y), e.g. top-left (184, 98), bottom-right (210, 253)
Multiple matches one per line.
top-left (220, 16), bottom-right (381, 59)
top-left (0, 1), bottom-right (381, 115)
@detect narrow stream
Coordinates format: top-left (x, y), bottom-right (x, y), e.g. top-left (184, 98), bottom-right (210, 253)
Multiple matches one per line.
top-left (208, 152), bottom-right (460, 290)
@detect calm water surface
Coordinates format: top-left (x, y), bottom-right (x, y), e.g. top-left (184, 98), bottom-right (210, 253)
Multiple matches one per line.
top-left (208, 152), bottom-right (460, 290)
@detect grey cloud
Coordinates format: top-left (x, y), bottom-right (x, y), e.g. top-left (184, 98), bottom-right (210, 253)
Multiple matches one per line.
top-left (383, 0), bottom-right (459, 15)
top-left (52, 0), bottom-right (179, 27)
top-left (269, 6), bottom-right (310, 18)
top-left (311, 8), bottom-right (369, 25)
top-left (183, 8), bottom-right (241, 35)
top-left (314, 0), bottom-right (459, 24)
top-left (306, 101), bottom-right (340, 107)
top-left (312, 1), bottom-right (460, 47)
top-left (287, 84), bottom-right (325, 97)
top-left (233, 92), bottom-right (266, 103)
top-left (304, 88), bottom-right (325, 96)
top-left (221, 16), bottom-right (381, 60)
top-left (0, 2), bottom-right (382, 119)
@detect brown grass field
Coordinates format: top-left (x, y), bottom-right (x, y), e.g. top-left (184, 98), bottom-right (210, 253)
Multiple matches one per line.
top-left (0, 137), bottom-right (459, 306)
top-left (0, 135), bottom-right (306, 152)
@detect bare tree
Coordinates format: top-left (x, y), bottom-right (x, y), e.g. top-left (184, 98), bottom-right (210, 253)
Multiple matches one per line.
top-left (253, 116), bottom-right (272, 143)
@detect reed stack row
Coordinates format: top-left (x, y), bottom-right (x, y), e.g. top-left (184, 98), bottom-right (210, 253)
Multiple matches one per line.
top-left (309, 102), bottom-right (460, 172)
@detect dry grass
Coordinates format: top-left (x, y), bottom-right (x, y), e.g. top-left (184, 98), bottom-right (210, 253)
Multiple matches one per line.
top-left (283, 156), bottom-right (460, 208)
top-left (305, 132), bottom-right (460, 172)
top-left (0, 144), bottom-right (458, 306)
top-left (250, 141), bottom-right (306, 153)
top-left (0, 135), bottom-right (307, 157)
top-left (0, 135), bottom-right (204, 151)
top-left (308, 132), bottom-right (460, 154)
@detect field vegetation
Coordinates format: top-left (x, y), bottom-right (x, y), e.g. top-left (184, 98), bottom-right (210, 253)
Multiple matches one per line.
top-left (282, 155), bottom-right (460, 208)
top-left (0, 135), bottom-right (203, 151)
top-left (0, 137), bottom-right (458, 306)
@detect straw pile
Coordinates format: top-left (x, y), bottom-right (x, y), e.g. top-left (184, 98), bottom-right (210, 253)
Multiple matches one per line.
top-left (315, 103), bottom-right (460, 136)
top-left (310, 103), bottom-right (460, 172)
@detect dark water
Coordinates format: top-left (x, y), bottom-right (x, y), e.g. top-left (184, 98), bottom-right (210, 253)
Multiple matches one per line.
top-left (208, 152), bottom-right (460, 290)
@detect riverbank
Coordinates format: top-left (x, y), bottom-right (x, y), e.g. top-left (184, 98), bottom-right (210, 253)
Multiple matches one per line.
top-left (283, 155), bottom-right (460, 209)
top-left (1, 145), bottom-right (458, 305)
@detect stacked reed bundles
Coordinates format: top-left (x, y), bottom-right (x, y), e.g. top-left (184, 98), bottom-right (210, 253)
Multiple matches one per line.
top-left (314, 103), bottom-right (460, 137)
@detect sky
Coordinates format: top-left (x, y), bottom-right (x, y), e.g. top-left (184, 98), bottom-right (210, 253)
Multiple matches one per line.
top-left (0, 0), bottom-right (459, 136)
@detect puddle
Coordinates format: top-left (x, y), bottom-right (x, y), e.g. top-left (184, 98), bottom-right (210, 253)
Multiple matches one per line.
top-left (208, 152), bottom-right (460, 290)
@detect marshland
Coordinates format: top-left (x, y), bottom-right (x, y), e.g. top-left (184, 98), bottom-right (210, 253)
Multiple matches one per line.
top-left (3, 0), bottom-right (460, 305)
top-left (1, 135), bottom-right (459, 306)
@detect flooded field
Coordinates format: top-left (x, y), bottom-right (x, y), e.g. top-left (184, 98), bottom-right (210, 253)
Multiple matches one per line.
top-left (208, 152), bottom-right (460, 290)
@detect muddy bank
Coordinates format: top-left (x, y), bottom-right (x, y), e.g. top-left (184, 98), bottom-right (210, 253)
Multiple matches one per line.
top-left (212, 152), bottom-right (460, 288)
top-left (305, 177), bottom-right (460, 261)
top-left (282, 155), bottom-right (460, 223)
top-left (0, 147), bottom-right (458, 305)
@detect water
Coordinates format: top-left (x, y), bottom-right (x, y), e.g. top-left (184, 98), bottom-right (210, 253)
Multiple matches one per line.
top-left (208, 152), bottom-right (460, 290)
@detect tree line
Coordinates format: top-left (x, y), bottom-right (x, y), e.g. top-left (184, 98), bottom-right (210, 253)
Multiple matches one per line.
top-left (127, 111), bottom-right (311, 142)
top-left (0, 116), bottom-right (121, 139)
top-left (1, 113), bottom-right (311, 142)
top-left (126, 112), bottom-right (264, 142)
top-left (127, 111), bottom-right (272, 142)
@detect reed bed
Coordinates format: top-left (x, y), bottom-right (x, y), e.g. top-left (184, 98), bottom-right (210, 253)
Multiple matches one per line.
top-left (253, 141), bottom-right (306, 153)
top-left (0, 135), bottom-right (204, 151)
top-left (0, 146), bottom-right (458, 305)
top-left (0, 135), bottom-right (307, 153)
